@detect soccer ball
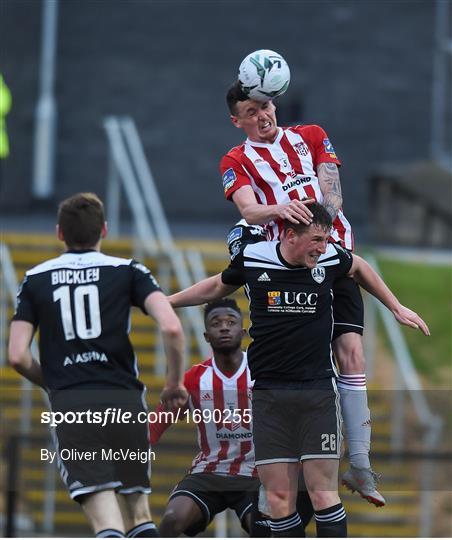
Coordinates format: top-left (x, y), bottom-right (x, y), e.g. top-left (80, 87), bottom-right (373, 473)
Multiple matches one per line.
top-left (238, 49), bottom-right (291, 101)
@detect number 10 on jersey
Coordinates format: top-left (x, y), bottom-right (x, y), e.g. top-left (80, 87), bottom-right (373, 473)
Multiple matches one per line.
top-left (53, 285), bottom-right (102, 340)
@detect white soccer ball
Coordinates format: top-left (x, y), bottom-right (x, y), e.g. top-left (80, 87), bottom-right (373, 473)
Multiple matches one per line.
top-left (238, 49), bottom-right (291, 102)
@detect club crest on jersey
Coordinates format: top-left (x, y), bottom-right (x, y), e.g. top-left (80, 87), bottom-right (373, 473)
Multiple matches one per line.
top-left (222, 168), bottom-right (236, 193)
top-left (268, 291), bottom-right (281, 305)
top-left (311, 266), bottom-right (325, 284)
top-left (294, 142), bottom-right (309, 156)
top-left (223, 419), bottom-right (241, 432)
top-left (323, 138), bottom-right (337, 158)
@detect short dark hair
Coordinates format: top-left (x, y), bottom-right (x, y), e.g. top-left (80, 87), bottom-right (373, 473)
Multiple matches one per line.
top-left (226, 81), bottom-right (249, 115)
top-left (58, 192), bottom-right (105, 249)
top-left (283, 201), bottom-right (333, 235)
top-left (204, 298), bottom-right (242, 323)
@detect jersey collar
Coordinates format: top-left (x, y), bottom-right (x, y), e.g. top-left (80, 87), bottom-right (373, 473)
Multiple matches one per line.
top-left (245, 127), bottom-right (283, 148)
top-left (211, 352), bottom-right (247, 383)
top-left (64, 249), bottom-right (98, 254)
top-left (276, 242), bottom-right (307, 269)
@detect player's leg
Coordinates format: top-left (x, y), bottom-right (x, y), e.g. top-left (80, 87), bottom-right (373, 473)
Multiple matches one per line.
top-left (296, 467), bottom-right (314, 527)
top-left (257, 461), bottom-right (300, 517)
top-left (332, 276), bottom-right (385, 506)
top-left (160, 473), bottom-right (225, 537)
top-left (79, 490), bottom-right (125, 537)
top-left (302, 459), bottom-right (347, 537)
top-left (51, 393), bottom-right (126, 536)
top-left (113, 393), bottom-right (157, 536)
top-left (117, 493), bottom-right (157, 537)
top-left (226, 475), bottom-right (271, 537)
top-left (159, 495), bottom-right (204, 537)
top-left (253, 386), bottom-right (306, 537)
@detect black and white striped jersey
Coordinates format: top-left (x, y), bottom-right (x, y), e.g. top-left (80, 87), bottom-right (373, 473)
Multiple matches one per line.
top-left (13, 250), bottom-right (161, 392)
top-left (221, 242), bottom-right (352, 383)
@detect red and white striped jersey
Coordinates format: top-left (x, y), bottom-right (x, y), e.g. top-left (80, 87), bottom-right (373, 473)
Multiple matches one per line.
top-left (150, 353), bottom-right (257, 477)
top-left (220, 124), bottom-right (354, 250)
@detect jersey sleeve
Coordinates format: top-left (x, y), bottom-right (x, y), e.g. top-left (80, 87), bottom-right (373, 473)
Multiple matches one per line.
top-left (12, 275), bottom-right (38, 327)
top-left (221, 248), bottom-right (246, 286)
top-left (332, 244), bottom-right (353, 278)
top-left (220, 153), bottom-right (251, 201)
top-left (295, 125), bottom-right (341, 167)
top-left (129, 261), bottom-right (162, 312)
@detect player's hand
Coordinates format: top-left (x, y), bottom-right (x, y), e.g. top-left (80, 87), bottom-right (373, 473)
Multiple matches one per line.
top-left (276, 198), bottom-right (315, 225)
top-left (392, 305), bottom-right (430, 336)
top-left (160, 383), bottom-right (189, 411)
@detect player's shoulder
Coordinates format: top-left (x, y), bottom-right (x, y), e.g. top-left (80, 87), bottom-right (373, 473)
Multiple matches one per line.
top-left (222, 143), bottom-right (247, 162)
top-left (25, 251), bottom-right (134, 277)
top-left (242, 240), bottom-right (280, 264)
top-left (184, 359), bottom-right (213, 386)
top-left (318, 243), bottom-right (352, 266)
top-left (286, 124), bottom-right (326, 136)
top-left (186, 358), bottom-right (212, 375)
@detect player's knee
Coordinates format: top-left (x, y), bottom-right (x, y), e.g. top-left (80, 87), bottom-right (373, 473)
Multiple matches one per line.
top-left (266, 489), bottom-right (291, 517)
top-left (159, 508), bottom-right (185, 537)
top-left (308, 490), bottom-right (340, 511)
top-left (334, 334), bottom-right (365, 373)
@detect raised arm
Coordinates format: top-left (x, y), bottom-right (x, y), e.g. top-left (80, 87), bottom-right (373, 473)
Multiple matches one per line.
top-left (8, 321), bottom-right (45, 388)
top-left (144, 291), bottom-right (188, 410)
top-left (348, 255), bottom-right (430, 336)
top-left (169, 274), bottom-right (239, 308)
top-left (232, 185), bottom-right (314, 226)
top-left (317, 162), bottom-right (343, 220)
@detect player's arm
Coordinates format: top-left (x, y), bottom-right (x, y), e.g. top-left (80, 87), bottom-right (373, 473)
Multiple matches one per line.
top-left (169, 274), bottom-right (239, 308)
top-left (149, 400), bottom-right (188, 445)
top-left (144, 291), bottom-right (188, 410)
top-left (348, 255), bottom-right (430, 336)
top-left (8, 321), bottom-right (45, 388)
top-left (317, 162), bottom-right (343, 220)
top-left (232, 185), bottom-right (315, 226)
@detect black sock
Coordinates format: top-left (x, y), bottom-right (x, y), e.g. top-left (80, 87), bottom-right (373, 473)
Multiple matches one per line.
top-left (296, 489), bottom-right (314, 527)
top-left (127, 521), bottom-right (158, 537)
top-left (270, 511), bottom-right (305, 537)
top-left (315, 503), bottom-right (347, 537)
top-left (96, 529), bottom-right (125, 538)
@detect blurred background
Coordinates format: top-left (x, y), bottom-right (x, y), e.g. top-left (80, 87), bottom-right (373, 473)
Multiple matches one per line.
top-left (1, 0), bottom-right (451, 537)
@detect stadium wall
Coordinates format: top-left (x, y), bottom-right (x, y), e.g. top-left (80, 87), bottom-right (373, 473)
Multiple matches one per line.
top-left (1, 0), bottom-right (436, 240)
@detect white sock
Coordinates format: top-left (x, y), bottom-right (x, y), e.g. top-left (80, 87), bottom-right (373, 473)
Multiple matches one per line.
top-left (337, 373), bottom-right (371, 469)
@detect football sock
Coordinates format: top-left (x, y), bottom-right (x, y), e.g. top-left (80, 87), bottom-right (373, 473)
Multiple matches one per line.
top-left (315, 503), bottom-right (347, 537)
top-left (296, 488), bottom-right (314, 527)
top-left (95, 529), bottom-right (125, 538)
top-left (127, 521), bottom-right (158, 537)
top-left (269, 511), bottom-right (305, 537)
top-left (337, 373), bottom-right (371, 469)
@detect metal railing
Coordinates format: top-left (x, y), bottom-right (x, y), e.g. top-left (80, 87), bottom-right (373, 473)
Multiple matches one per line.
top-left (103, 116), bottom-right (210, 366)
top-left (365, 254), bottom-right (443, 537)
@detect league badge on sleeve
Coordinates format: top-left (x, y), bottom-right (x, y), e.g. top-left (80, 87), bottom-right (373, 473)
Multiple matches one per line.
top-left (222, 168), bottom-right (237, 193)
top-left (323, 138), bottom-right (337, 158)
top-left (311, 266), bottom-right (325, 284)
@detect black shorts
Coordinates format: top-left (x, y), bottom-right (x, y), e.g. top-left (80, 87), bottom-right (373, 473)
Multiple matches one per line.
top-left (332, 275), bottom-right (364, 340)
top-left (169, 472), bottom-right (259, 536)
top-left (50, 389), bottom-right (151, 501)
top-left (252, 378), bottom-right (342, 465)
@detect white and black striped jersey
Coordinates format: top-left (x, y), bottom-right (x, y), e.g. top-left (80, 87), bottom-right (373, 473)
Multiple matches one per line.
top-left (13, 250), bottom-right (161, 392)
top-left (221, 242), bottom-right (352, 383)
